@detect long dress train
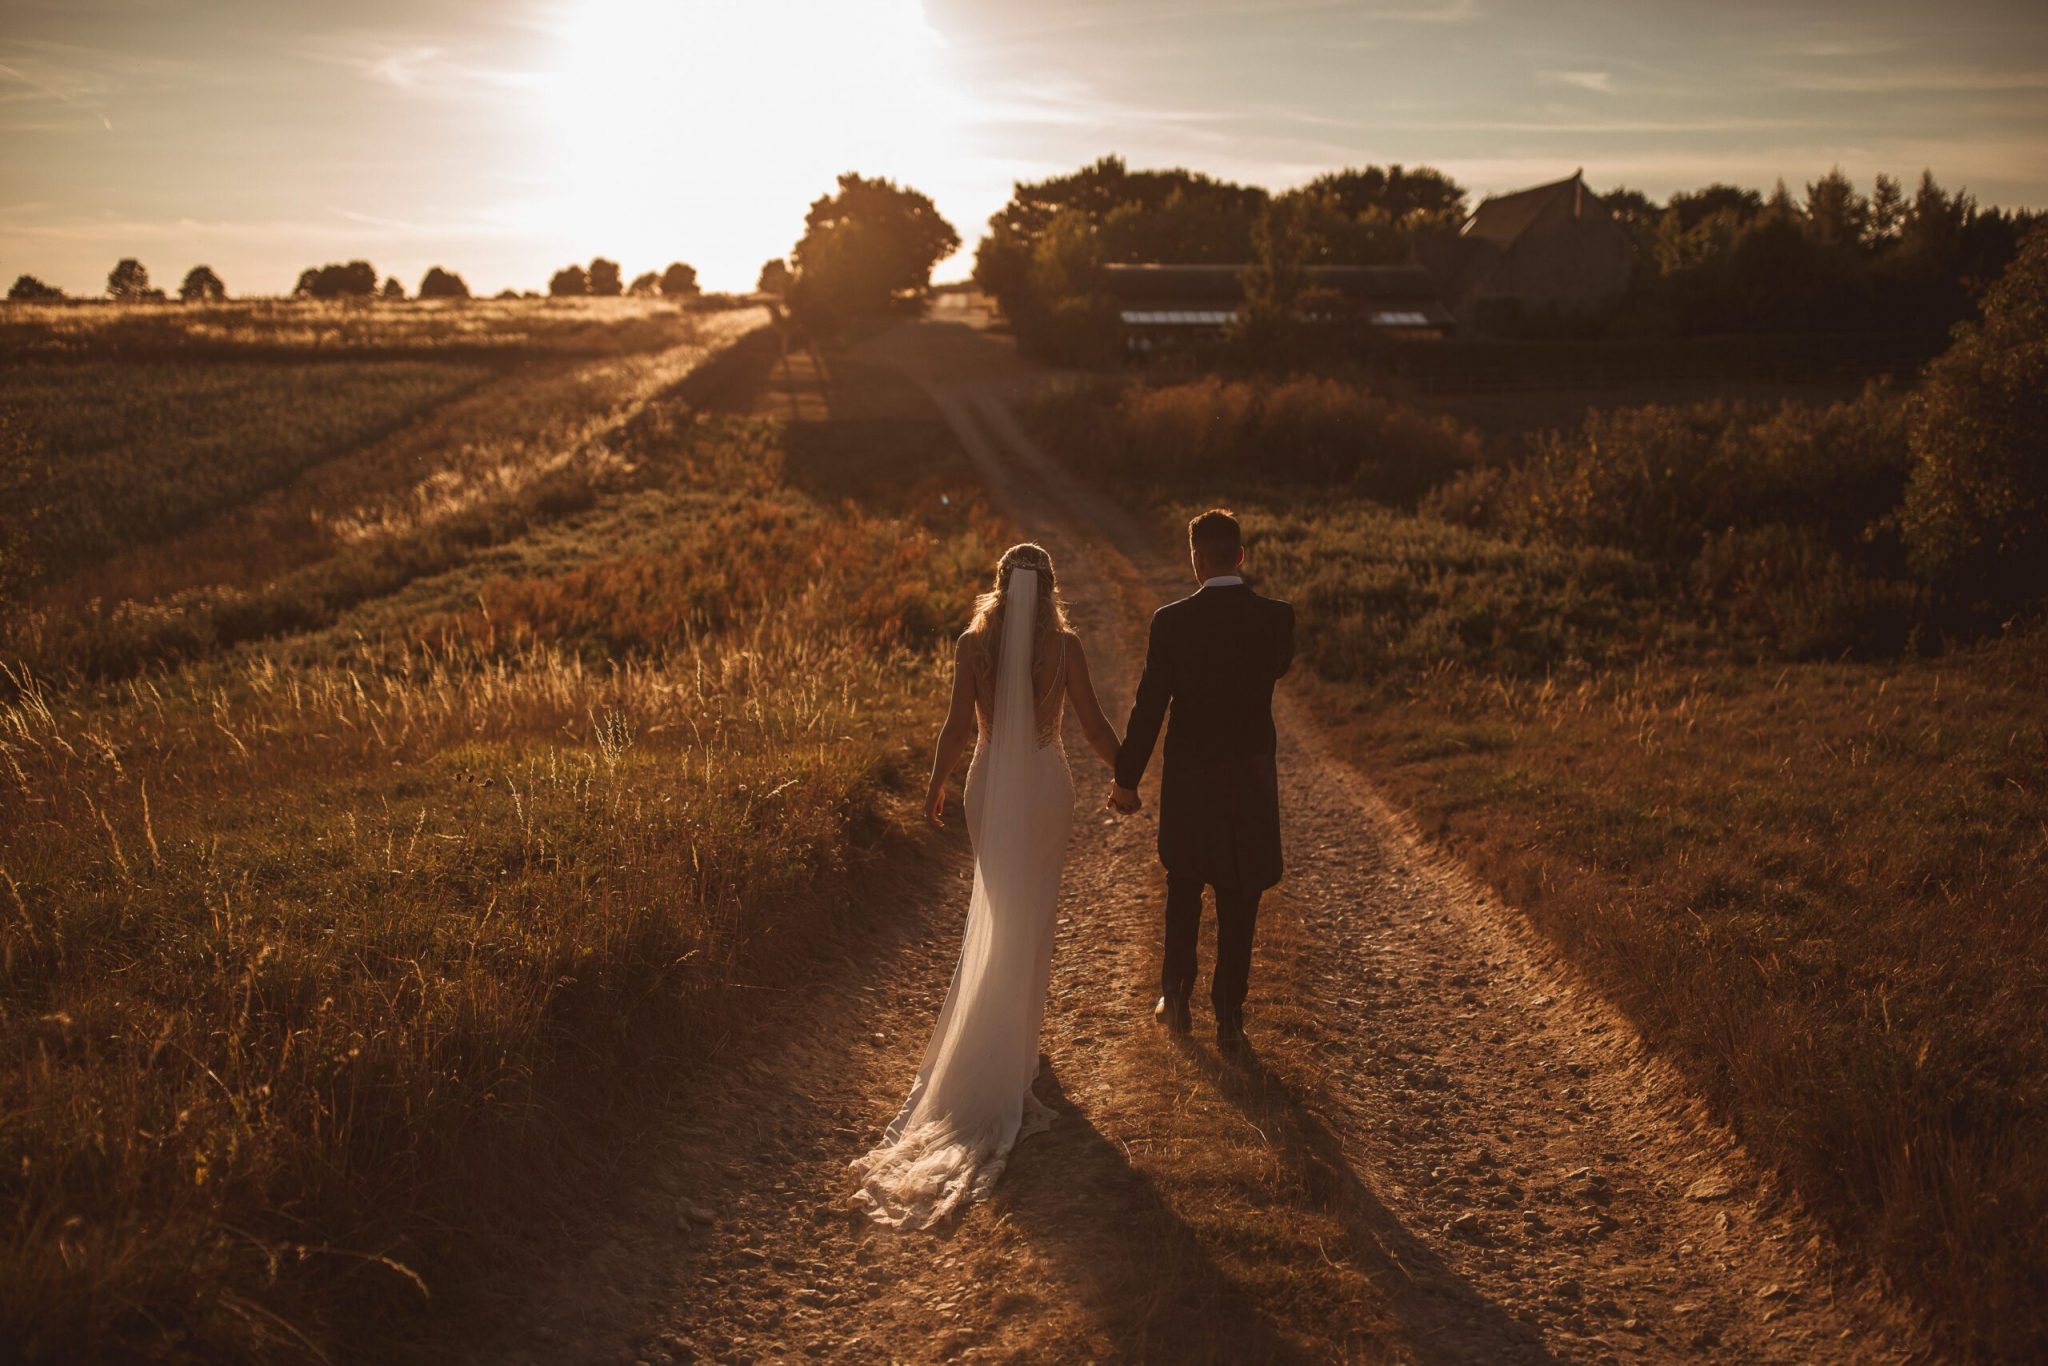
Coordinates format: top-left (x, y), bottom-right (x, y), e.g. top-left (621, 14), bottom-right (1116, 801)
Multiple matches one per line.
top-left (850, 571), bottom-right (1074, 1229)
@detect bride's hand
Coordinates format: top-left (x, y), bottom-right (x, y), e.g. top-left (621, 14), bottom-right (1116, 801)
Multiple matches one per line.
top-left (924, 779), bottom-right (948, 828)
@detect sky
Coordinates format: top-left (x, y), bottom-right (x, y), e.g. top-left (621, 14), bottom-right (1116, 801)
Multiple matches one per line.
top-left (3, 0), bottom-right (2044, 296)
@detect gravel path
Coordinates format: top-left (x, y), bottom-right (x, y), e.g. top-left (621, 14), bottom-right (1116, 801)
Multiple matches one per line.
top-left (447, 306), bottom-right (1929, 1365)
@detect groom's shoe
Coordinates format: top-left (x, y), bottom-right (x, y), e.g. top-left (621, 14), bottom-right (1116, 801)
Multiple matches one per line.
top-left (1154, 994), bottom-right (1192, 1034)
top-left (1216, 1014), bottom-right (1249, 1055)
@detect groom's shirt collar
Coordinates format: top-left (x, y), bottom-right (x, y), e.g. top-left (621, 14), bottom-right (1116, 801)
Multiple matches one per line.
top-left (1199, 574), bottom-right (1245, 590)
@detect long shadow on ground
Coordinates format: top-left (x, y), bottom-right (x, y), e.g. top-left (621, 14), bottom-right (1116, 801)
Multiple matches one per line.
top-left (994, 1064), bottom-right (1312, 1364)
top-left (1182, 1038), bottom-right (1556, 1365)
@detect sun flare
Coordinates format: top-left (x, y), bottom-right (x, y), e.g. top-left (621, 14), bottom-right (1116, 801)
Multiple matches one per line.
top-left (539, 0), bottom-right (964, 288)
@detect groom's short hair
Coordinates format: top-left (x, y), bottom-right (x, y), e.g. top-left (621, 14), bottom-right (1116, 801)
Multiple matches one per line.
top-left (1188, 508), bottom-right (1242, 561)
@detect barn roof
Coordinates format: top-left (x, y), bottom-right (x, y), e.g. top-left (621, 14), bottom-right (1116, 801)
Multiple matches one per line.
top-left (1460, 170), bottom-right (1588, 249)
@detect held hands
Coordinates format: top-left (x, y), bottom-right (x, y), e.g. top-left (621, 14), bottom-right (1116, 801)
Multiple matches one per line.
top-left (1104, 782), bottom-right (1141, 814)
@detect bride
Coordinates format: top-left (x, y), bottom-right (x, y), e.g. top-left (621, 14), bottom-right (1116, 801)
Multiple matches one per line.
top-left (850, 543), bottom-right (1124, 1229)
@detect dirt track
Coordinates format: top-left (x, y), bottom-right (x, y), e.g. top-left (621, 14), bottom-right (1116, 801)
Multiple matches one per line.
top-left (451, 301), bottom-right (1930, 1364)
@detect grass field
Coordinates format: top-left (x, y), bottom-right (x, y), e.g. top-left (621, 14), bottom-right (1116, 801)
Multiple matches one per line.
top-left (1029, 376), bottom-right (2048, 1359)
top-left (0, 296), bottom-right (722, 362)
top-left (3, 307), bottom-right (766, 678)
top-left (0, 304), bottom-right (1002, 1362)
top-left (1, 359), bottom-right (492, 590)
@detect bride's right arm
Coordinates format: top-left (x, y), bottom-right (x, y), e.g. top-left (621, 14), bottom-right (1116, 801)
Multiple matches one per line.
top-left (924, 634), bottom-right (978, 827)
top-left (1063, 634), bottom-right (1123, 771)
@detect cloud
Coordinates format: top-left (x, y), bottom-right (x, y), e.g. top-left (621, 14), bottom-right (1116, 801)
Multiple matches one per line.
top-left (302, 33), bottom-right (545, 100)
top-left (1538, 69), bottom-right (1615, 95)
top-left (1763, 66), bottom-right (2048, 94)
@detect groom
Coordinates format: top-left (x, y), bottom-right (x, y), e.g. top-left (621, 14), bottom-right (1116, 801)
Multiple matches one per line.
top-left (1109, 509), bottom-right (1295, 1051)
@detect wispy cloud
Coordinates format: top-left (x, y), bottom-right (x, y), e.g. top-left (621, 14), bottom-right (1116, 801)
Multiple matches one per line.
top-left (1763, 65), bottom-right (2048, 94)
top-left (1538, 69), bottom-right (1615, 95)
top-left (301, 34), bottom-right (545, 100)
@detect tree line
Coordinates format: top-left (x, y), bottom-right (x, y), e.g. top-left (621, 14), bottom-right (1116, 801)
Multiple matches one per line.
top-left (969, 154), bottom-right (2041, 359)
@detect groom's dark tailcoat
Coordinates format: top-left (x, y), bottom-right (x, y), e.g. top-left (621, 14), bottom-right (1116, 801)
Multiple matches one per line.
top-left (1115, 581), bottom-right (1295, 1024)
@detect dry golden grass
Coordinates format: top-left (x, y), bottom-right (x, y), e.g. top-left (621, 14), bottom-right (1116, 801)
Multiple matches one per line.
top-left (1312, 638), bottom-right (2047, 1357)
top-left (1023, 362), bottom-right (2045, 1355)
top-left (1221, 491), bottom-right (2047, 1358)
top-left (4, 310), bottom-right (768, 680)
top-left (0, 296), bottom-right (717, 361)
top-left (0, 318), bottom-right (1005, 1361)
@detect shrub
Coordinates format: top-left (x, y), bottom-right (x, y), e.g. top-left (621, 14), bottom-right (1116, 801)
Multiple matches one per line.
top-left (1033, 374), bottom-right (1481, 503)
top-left (1900, 227), bottom-right (2048, 606)
top-left (1689, 523), bottom-right (1931, 658)
top-left (1431, 389), bottom-right (1910, 572)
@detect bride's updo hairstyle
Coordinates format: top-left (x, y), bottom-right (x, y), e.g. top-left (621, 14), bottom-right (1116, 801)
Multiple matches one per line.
top-left (968, 543), bottom-right (1071, 670)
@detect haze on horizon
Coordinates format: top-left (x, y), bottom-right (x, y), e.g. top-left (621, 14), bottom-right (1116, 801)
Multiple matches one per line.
top-left (3, 0), bottom-right (2044, 297)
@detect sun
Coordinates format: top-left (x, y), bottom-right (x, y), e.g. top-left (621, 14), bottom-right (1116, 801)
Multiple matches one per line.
top-left (537, 0), bottom-right (964, 290)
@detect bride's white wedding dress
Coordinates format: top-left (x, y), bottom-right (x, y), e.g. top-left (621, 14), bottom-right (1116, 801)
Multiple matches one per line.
top-left (851, 568), bottom-right (1074, 1229)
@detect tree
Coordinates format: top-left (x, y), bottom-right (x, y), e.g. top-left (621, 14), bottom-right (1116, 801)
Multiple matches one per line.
top-left (294, 261), bottom-right (378, 299)
top-left (1665, 184), bottom-right (1764, 234)
top-left (660, 261), bottom-right (699, 298)
top-left (790, 172), bottom-right (960, 321)
top-left (1869, 174), bottom-right (1907, 247)
top-left (549, 264), bottom-right (588, 297)
top-left (8, 275), bottom-right (62, 302)
top-left (1237, 194), bottom-right (1313, 354)
top-left (418, 267), bottom-right (470, 300)
top-left (756, 258), bottom-right (792, 295)
top-left (1900, 227), bottom-right (2048, 605)
top-left (107, 258), bottom-right (151, 301)
top-left (179, 265), bottom-right (226, 302)
top-left (628, 271), bottom-right (660, 296)
top-left (587, 257), bottom-right (623, 296)
top-left (1803, 167), bottom-right (1869, 250)
top-left (1299, 164), bottom-right (1466, 224)
top-left (381, 276), bottom-right (406, 300)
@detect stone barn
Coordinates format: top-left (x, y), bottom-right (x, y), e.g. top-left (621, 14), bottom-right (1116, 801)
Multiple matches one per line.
top-left (1421, 170), bottom-right (1634, 331)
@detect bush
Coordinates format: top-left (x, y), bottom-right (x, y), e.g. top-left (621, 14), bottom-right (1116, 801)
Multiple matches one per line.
top-left (1430, 389), bottom-right (1909, 572)
top-left (1901, 228), bottom-right (2048, 606)
top-left (1689, 524), bottom-right (1931, 658)
top-left (1032, 374), bottom-right (1482, 503)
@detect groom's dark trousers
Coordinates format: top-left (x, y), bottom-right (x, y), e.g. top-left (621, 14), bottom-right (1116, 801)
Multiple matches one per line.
top-left (1116, 580), bottom-right (1295, 1028)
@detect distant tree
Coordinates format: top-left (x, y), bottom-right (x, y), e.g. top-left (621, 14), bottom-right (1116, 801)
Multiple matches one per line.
top-left (495, 288), bottom-right (522, 300)
top-left (178, 265), bottom-right (226, 302)
top-left (1602, 186), bottom-right (1664, 273)
top-left (549, 264), bottom-right (588, 297)
top-left (974, 156), bottom-right (1267, 327)
top-left (790, 172), bottom-right (960, 321)
top-left (107, 258), bottom-right (151, 301)
top-left (756, 258), bottom-right (792, 295)
top-left (1299, 164), bottom-right (1467, 224)
top-left (628, 271), bottom-right (660, 296)
top-left (1803, 167), bottom-right (1869, 249)
top-left (1665, 184), bottom-right (1764, 234)
top-left (1237, 193), bottom-right (1314, 356)
top-left (1901, 227), bottom-right (2048, 605)
top-left (1869, 174), bottom-right (1907, 247)
top-left (7, 275), bottom-right (62, 302)
top-left (381, 276), bottom-right (406, 300)
top-left (586, 257), bottom-right (623, 296)
top-left (1899, 169), bottom-right (1971, 270)
top-left (294, 261), bottom-right (378, 299)
top-left (660, 261), bottom-right (700, 297)
top-left (418, 266), bottom-right (470, 300)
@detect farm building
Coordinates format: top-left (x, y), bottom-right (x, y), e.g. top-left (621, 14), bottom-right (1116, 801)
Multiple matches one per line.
top-left (1420, 169), bottom-right (1634, 331)
top-left (1102, 263), bottom-right (1454, 350)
